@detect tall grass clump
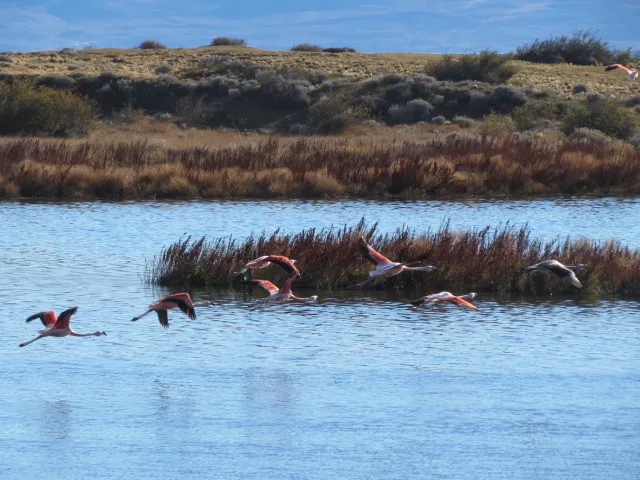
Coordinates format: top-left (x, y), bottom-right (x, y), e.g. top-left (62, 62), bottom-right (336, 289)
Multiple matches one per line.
top-left (210, 37), bottom-right (247, 46)
top-left (0, 80), bottom-right (96, 137)
top-left (426, 51), bottom-right (517, 84)
top-left (137, 40), bottom-right (167, 50)
top-left (147, 220), bottom-right (640, 296)
top-left (515, 30), bottom-right (633, 65)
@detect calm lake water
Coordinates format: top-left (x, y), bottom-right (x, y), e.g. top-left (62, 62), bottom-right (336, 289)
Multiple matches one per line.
top-left (1, 197), bottom-right (639, 480)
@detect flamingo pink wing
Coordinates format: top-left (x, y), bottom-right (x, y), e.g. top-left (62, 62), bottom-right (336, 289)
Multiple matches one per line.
top-left (266, 255), bottom-right (300, 275)
top-left (163, 293), bottom-right (196, 320)
top-left (25, 311), bottom-right (57, 326)
top-left (358, 237), bottom-right (392, 265)
top-left (248, 279), bottom-right (279, 295)
top-left (449, 296), bottom-right (480, 311)
top-left (53, 306), bottom-right (78, 329)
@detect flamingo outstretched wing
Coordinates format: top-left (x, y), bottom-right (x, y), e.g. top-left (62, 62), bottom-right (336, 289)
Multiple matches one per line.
top-left (265, 255), bottom-right (300, 276)
top-left (447, 296), bottom-right (480, 311)
top-left (25, 311), bottom-right (57, 327)
top-left (278, 275), bottom-right (299, 295)
top-left (358, 237), bottom-right (393, 265)
top-left (246, 279), bottom-right (279, 295)
top-left (53, 306), bottom-right (78, 329)
top-left (605, 64), bottom-right (632, 74)
top-left (162, 294), bottom-right (196, 320)
top-left (156, 310), bottom-right (170, 329)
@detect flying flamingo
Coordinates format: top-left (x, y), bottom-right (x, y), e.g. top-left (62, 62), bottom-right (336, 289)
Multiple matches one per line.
top-left (521, 260), bottom-right (586, 289)
top-left (357, 236), bottom-right (435, 286)
top-left (131, 292), bottom-right (212, 329)
top-left (410, 292), bottom-right (480, 310)
top-left (237, 255), bottom-right (300, 276)
top-left (19, 307), bottom-right (106, 347)
top-left (604, 64), bottom-right (638, 81)
top-left (244, 272), bottom-right (317, 302)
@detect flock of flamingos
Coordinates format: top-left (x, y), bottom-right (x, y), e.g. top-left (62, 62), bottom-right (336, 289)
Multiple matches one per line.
top-left (18, 236), bottom-right (586, 348)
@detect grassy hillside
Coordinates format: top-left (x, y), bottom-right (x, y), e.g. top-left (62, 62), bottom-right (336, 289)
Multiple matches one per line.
top-left (1, 46), bottom-right (638, 97)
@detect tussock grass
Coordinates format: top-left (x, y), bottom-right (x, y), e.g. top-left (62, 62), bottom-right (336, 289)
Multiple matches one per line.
top-left (147, 219), bottom-right (640, 297)
top-left (1, 134), bottom-right (640, 199)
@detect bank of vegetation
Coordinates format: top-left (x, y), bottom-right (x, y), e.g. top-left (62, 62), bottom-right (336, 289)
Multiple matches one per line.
top-left (147, 220), bottom-right (640, 297)
top-left (1, 133), bottom-right (640, 199)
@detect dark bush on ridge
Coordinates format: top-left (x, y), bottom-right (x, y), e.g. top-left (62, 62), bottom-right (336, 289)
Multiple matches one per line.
top-left (291, 43), bottom-right (322, 52)
top-left (137, 40), bottom-right (167, 50)
top-left (322, 47), bottom-right (357, 53)
top-left (307, 94), bottom-right (369, 133)
top-left (426, 51), bottom-right (517, 84)
top-left (388, 99), bottom-right (434, 124)
top-left (0, 80), bottom-right (95, 137)
top-left (255, 70), bottom-right (310, 107)
top-left (515, 30), bottom-right (632, 65)
top-left (210, 37), bottom-right (247, 47)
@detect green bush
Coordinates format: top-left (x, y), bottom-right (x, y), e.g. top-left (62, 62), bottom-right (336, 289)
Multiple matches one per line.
top-left (137, 40), bottom-right (167, 50)
top-left (308, 94), bottom-right (369, 133)
top-left (561, 97), bottom-right (637, 140)
top-left (515, 30), bottom-right (632, 65)
top-left (0, 80), bottom-right (96, 137)
top-left (477, 113), bottom-right (515, 136)
top-left (426, 51), bottom-right (517, 84)
top-left (291, 43), bottom-right (322, 52)
top-left (211, 37), bottom-right (247, 46)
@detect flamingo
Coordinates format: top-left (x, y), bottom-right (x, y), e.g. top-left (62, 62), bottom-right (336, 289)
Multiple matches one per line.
top-left (410, 292), bottom-right (480, 310)
top-left (244, 272), bottom-right (317, 302)
top-left (131, 293), bottom-right (204, 329)
top-left (237, 255), bottom-right (300, 276)
top-left (604, 64), bottom-right (638, 81)
top-left (19, 307), bottom-right (106, 348)
top-left (521, 260), bottom-right (586, 289)
top-left (357, 236), bottom-right (435, 286)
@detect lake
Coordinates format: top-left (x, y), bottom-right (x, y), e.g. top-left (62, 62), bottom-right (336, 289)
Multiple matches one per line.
top-left (1, 197), bottom-right (639, 479)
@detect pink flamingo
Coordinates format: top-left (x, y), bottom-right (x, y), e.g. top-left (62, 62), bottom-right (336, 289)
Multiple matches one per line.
top-left (131, 293), bottom-right (204, 329)
top-left (605, 64), bottom-right (638, 81)
top-left (411, 292), bottom-right (480, 310)
top-left (357, 236), bottom-right (435, 286)
top-left (245, 273), bottom-right (317, 302)
top-left (20, 307), bottom-right (106, 348)
top-left (522, 260), bottom-right (586, 289)
top-left (237, 255), bottom-right (300, 276)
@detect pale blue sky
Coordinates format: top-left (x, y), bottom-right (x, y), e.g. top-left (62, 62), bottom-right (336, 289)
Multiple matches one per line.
top-left (1, 0), bottom-right (638, 53)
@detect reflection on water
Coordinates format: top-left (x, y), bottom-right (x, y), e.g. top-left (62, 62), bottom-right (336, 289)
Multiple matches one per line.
top-left (1, 198), bottom-right (639, 480)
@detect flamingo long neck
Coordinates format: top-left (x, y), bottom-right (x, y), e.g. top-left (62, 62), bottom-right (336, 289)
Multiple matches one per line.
top-left (70, 330), bottom-right (100, 337)
top-left (405, 265), bottom-right (433, 272)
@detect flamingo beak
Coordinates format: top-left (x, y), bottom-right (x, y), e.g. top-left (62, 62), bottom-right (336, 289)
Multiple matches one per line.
top-left (103, 331), bottom-right (107, 336)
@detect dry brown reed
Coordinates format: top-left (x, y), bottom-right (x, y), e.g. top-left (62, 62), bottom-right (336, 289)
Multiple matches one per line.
top-left (1, 134), bottom-right (640, 199)
top-left (148, 219), bottom-right (640, 297)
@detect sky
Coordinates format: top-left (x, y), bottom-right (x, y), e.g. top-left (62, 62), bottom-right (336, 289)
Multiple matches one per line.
top-left (1, 0), bottom-right (639, 53)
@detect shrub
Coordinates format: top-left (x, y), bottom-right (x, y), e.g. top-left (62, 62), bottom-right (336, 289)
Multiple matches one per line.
top-left (195, 75), bottom-right (240, 97)
top-left (426, 51), bottom-right (517, 84)
top-left (488, 85), bottom-right (527, 113)
top-left (389, 99), bottom-right (434, 124)
top-left (322, 47), bottom-right (356, 53)
top-left (477, 113), bottom-right (515, 136)
top-left (155, 64), bottom-right (173, 75)
top-left (568, 127), bottom-right (612, 145)
top-left (0, 80), bottom-right (96, 137)
top-left (0, 54), bottom-right (11, 62)
top-left (562, 97), bottom-right (637, 140)
top-left (67, 64), bottom-right (82, 71)
top-left (37, 75), bottom-right (76, 89)
top-left (515, 30), bottom-right (632, 65)
top-left (625, 95), bottom-right (640, 107)
top-left (452, 115), bottom-right (475, 128)
top-left (432, 115), bottom-right (446, 125)
top-left (291, 43), bottom-right (322, 52)
top-left (307, 94), bottom-right (369, 133)
top-left (137, 40), bottom-right (167, 50)
top-left (256, 70), bottom-right (309, 107)
top-left (211, 37), bottom-right (247, 47)
top-left (572, 83), bottom-right (588, 94)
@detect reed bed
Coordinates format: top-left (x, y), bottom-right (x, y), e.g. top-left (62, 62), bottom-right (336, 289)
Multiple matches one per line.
top-left (148, 219), bottom-right (640, 297)
top-left (1, 135), bottom-right (640, 199)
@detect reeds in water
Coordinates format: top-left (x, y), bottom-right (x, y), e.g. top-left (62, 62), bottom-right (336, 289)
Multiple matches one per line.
top-left (2, 135), bottom-right (640, 199)
top-left (147, 219), bottom-right (640, 296)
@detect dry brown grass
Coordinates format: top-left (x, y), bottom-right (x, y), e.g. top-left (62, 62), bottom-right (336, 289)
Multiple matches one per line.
top-left (148, 219), bottom-right (640, 297)
top-left (1, 129), bottom-right (639, 200)
top-left (1, 47), bottom-right (638, 96)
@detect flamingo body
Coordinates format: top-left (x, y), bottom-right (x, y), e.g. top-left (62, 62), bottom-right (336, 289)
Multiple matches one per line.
top-left (20, 307), bottom-right (106, 347)
top-left (358, 237), bottom-right (435, 284)
top-left (411, 292), bottom-right (480, 310)
top-left (605, 64), bottom-right (638, 80)
top-left (245, 272), bottom-right (317, 302)
top-left (131, 293), bottom-right (196, 329)
top-left (523, 260), bottom-right (586, 289)
top-left (238, 255), bottom-right (300, 276)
